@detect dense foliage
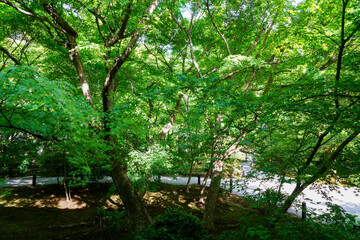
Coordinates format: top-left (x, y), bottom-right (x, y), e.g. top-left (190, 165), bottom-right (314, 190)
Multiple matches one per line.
top-left (137, 208), bottom-right (209, 240)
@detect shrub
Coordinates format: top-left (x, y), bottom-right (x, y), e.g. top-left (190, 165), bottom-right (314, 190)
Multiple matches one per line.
top-left (137, 208), bottom-right (209, 240)
top-left (97, 207), bottom-right (129, 231)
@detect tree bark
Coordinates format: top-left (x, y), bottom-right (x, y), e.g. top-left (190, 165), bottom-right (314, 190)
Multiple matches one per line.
top-left (244, 20), bottom-right (271, 56)
top-left (243, 68), bottom-right (257, 92)
top-left (0, 45), bottom-right (22, 65)
top-left (170, 4), bottom-right (203, 78)
top-left (63, 154), bottom-right (71, 202)
top-left (42, 4), bottom-right (94, 106)
top-left (204, 159), bottom-right (223, 230)
top-left (263, 55), bottom-right (277, 95)
top-left (66, 36), bottom-right (93, 106)
top-left (200, 167), bottom-right (211, 195)
top-left (96, 0), bottom-right (159, 231)
top-left (111, 158), bottom-right (152, 231)
top-left (157, 93), bottom-right (184, 140)
top-left (186, 160), bottom-right (194, 193)
top-left (281, 130), bottom-right (360, 213)
top-left (206, 1), bottom-right (231, 56)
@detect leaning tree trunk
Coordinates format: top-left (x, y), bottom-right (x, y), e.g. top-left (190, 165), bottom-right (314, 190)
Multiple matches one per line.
top-left (204, 160), bottom-right (223, 230)
top-left (111, 157), bottom-right (153, 231)
top-left (104, 94), bottom-right (153, 231)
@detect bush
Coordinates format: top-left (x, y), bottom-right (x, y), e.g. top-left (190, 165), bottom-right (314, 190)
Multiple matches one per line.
top-left (137, 208), bottom-right (209, 240)
top-left (218, 210), bottom-right (359, 240)
top-left (97, 207), bottom-right (129, 231)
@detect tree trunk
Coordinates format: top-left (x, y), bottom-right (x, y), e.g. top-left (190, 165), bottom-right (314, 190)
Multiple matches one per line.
top-left (280, 182), bottom-right (308, 214)
top-left (281, 130), bottom-right (360, 214)
top-left (157, 93), bottom-right (184, 140)
top-left (66, 36), bottom-right (93, 105)
top-left (204, 160), bottom-right (223, 230)
top-left (63, 157), bottom-right (71, 202)
top-left (200, 167), bottom-right (211, 195)
top-left (111, 158), bottom-right (152, 231)
top-left (186, 160), bottom-right (194, 193)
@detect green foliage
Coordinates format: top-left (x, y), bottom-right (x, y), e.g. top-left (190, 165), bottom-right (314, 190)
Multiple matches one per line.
top-left (313, 203), bottom-right (358, 230)
top-left (18, 159), bottom-right (30, 174)
top-left (220, 55), bottom-right (265, 73)
top-left (128, 144), bottom-right (173, 177)
top-left (136, 208), bottom-right (209, 240)
top-left (0, 65), bottom-right (91, 139)
top-left (220, 211), bottom-right (359, 240)
top-left (348, 174), bottom-right (360, 187)
top-left (247, 224), bottom-right (271, 240)
top-left (97, 207), bottom-right (129, 231)
top-left (250, 188), bottom-right (287, 210)
top-left (0, 178), bottom-right (11, 196)
top-left (128, 144), bottom-right (174, 193)
top-left (0, 65), bottom-right (106, 183)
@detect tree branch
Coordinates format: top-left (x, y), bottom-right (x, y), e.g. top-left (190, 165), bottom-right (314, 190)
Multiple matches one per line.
top-left (0, 45), bottom-right (22, 65)
top-left (102, 0), bottom-right (159, 113)
top-left (0, 125), bottom-right (59, 141)
top-left (206, 1), bottom-right (231, 56)
top-left (157, 93), bottom-right (184, 140)
top-left (170, 6), bottom-right (203, 78)
top-left (104, 1), bottom-right (133, 47)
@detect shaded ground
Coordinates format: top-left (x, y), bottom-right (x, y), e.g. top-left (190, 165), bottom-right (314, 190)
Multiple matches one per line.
top-left (2, 183), bottom-right (356, 240)
top-left (0, 183), bottom-right (251, 240)
top-left (0, 184), bottom-right (115, 240)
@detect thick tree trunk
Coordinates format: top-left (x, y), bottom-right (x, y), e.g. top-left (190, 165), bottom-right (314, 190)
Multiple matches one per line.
top-left (99, 1), bottom-right (159, 232)
top-left (103, 90), bottom-right (153, 231)
top-left (204, 160), bottom-right (223, 230)
top-left (111, 158), bottom-right (152, 231)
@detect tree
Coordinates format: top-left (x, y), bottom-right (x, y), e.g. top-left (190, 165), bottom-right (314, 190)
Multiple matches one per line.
top-left (0, 0), bottom-right (161, 231)
top-left (251, 0), bottom-right (360, 213)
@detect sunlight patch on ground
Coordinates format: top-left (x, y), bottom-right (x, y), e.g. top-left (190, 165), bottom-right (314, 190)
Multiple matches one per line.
top-left (57, 199), bottom-right (88, 209)
top-left (0, 194), bottom-right (89, 209)
top-left (177, 195), bottom-right (186, 203)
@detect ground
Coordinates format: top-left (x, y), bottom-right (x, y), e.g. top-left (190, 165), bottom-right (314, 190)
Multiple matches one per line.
top-left (0, 183), bottom-right (251, 240)
top-left (1, 182), bottom-right (357, 240)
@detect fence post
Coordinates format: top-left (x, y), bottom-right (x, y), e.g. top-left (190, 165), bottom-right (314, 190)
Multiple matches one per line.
top-left (197, 174), bottom-right (201, 185)
top-left (32, 173), bottom-right (37, 186)
top-left (230, 171), bottom-right (233, 193)
top-left (302, 201), bottom-right (306, 220)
